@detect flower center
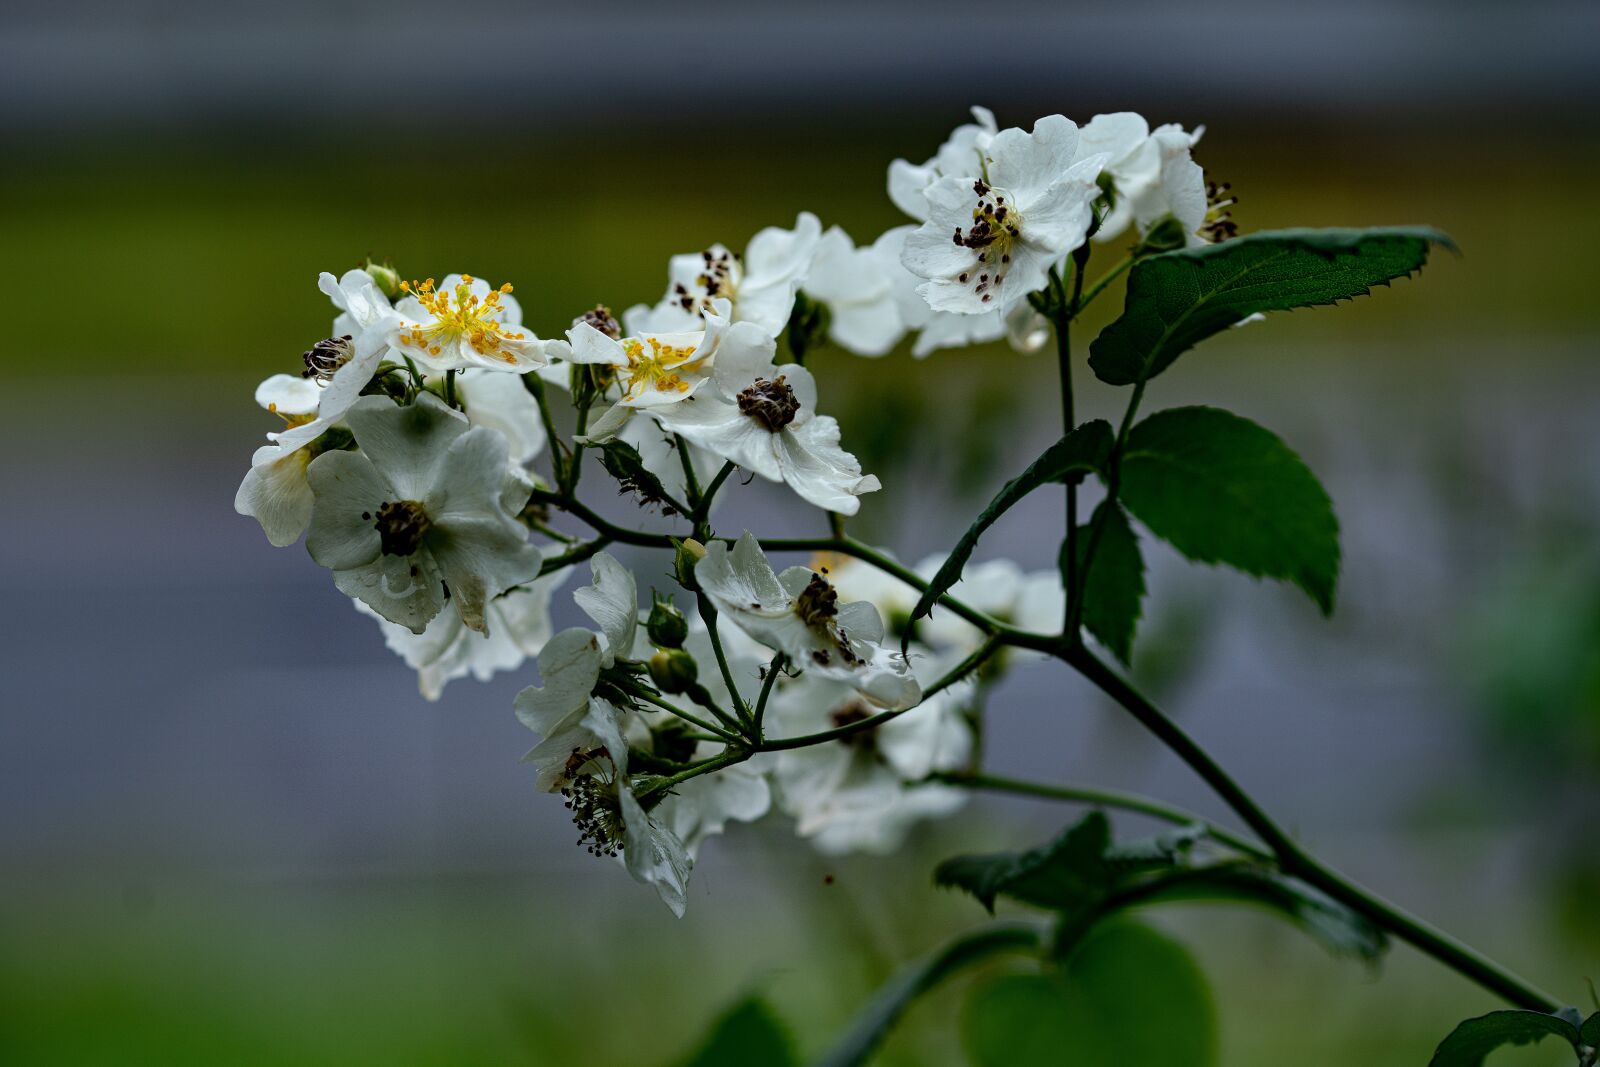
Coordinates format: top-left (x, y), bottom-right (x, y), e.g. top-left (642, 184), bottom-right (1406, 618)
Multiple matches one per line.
top-left (580, 304), bottom-right (622, 340)
top-left (1201, 180), bottom-right (1239, 243)
top-left (736, 375), bottom-right (800, 431)
top-left (951, 179), bottom-right (1021, 304)
top-left (620, 336), bottom-right (705, 398)
top-left (302, 334), bottom-right (355, 382)
top-left (558, 747), bottom-right (626, 857)
top-left (398, 275), bottom-right (528, 362)
top-left (373, 499), bottom-right (431, 556)
top-left (794, 572), bottom-right (866, 668)
top-left (671, 248), bottom-right (741, 317)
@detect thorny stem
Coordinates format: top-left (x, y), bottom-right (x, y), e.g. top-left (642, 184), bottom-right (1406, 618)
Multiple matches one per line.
top-left (1062, 643), bottom-right (1562, 1013)
top-left (525, 441), bottom-right (1562, 1015)
top-left (752, 652), bottom-right (785, 740)
top-left (522, 372), bottom-right (569, 486)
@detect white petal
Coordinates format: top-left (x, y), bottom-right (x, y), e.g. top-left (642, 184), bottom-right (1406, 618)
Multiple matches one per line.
top-left (514, 628), bottom-right (605, 736)
top-left (986, 114), bottom-right (1081, 203)
top-left (344, 393), bottom-right (468, 502)
top-left (255, 374), bottom-right (321, 416)
top-left (774, 416), bottom-right (878, 516)
top-left (573, 552), bottom-right (638, 666)
top-left (619, 787), bottom-right (692, 917)
top-left (332, 549), bottom-right (447, 635)
top-left (456, 368), bottom-right (546, 464)
top-left (235, 445), bottom-right (313, 547)
top-left (304, 449), bottom-right (388, 571)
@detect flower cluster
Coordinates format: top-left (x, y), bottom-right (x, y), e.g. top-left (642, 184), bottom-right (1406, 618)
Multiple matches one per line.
top-left (236, 105), bottom-right (1228, 913)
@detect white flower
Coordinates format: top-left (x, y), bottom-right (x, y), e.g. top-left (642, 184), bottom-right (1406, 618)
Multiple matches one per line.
top-left (357, 560), bottom-right (570, 701)
top-left (514, 625), bottom-right (693, 915)
top-left (903, 115), bottom-right (1107, 315)
top-left (696, 534), bottom-right (919, 709)
top-left (873, 225), bottom-right (1049, 359)
top-left (235, 270), bottom-right (399, 546)
top-left (565, 300), bottom-right (746, 434)
top-left (390, 273), bottom-right (565, 372)
top-left (642, 331), bottom-right (880, 515)
top-left (887, 106), bottom-right (998, 221)
top-left (1079, 113), bottom-right (1208, 245)
top-left (625, 213), bottom-right (823, 338)
top-left (800, 226), bottom-right (905, 357)
top-left (304, 393), bottom-right (542, 635)
top-left (767, 667), bottom-right (973, 855)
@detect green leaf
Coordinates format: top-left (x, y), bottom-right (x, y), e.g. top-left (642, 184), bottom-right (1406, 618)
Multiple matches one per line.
top-left (814, 924), bottom-right (1040, 1067)
top-left (963, 920), bottom-right (1217, 1067)
top-left (1118, 406), bottom-right (1340, 614)
top-left (1582, 1010), bottom-right (1600, 1047)
top-left (598, 439), bottom-right (681, 514)
top-left (1131, 866), bottom-right (1387, 962)
top-left (673, 997), bottom-right (796, 1067)
top-left (908, 420), bottom-right (1112, 639)
top-left (1428, 1009), bottom-right (1582, 1066)
top-left (1089, 226), bottom-right (1456, 386)
top-left (935, 812), bottom-right (1113, 914)
top-left (1071, 501), bottom-right (1146, 664)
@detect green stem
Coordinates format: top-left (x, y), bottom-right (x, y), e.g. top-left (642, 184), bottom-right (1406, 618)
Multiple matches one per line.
top-left (930, 770), bottom-right (1269, 860)
top-left (1075, 253), bottom-right (1135, 314)
top-left (535, 536), bottom-right (611, 577)
top-left (675, 433), bottom-right (704, 511)
top-left (633, 690), bottom-right (741, 744)
top-left (1068, 379), bottom-right (1146, 634)
top-left (444, 368), bottom-right (458, 409)
top-left (815, 922), bottom-right (1043, 1067)
top-left (522, 372), bottom-right (569, 487)
top-left (1055, 263), bottom-right (1080, 632)
top-left (693, 461), bottom-right (736, 531)
top-left (758, 640), bottom-right (999, 751)
top-left (635, 745), bottom-right (752, 803)
top-left (695, 593), bottom-right (752, 729)
top-left (1062, 643), bottom-right (1563, 1013)
top-left (562, 393), bottom-right (592, 497)
top-left (751, 652), bottom-right (784, 740)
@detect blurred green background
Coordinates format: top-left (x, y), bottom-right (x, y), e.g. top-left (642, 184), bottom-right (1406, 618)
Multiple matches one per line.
top-left (3, 3), bottom-right (1598, 1064)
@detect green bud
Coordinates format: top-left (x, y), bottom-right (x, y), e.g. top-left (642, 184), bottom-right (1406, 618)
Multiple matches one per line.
top-left (364, 259), bottom-right (404, 300)
top-left (672, 538), bottom-right (707, 591)
top-left (1137, 214), bottom-right (1189, 254)
top-left (646, 593), bottom-right (689, 648)
top-left (648, 648), bottom-right (699, 695)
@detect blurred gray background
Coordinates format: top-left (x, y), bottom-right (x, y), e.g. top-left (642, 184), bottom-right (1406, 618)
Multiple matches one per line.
top-left (2, 2), bottom-right (1598, 1064)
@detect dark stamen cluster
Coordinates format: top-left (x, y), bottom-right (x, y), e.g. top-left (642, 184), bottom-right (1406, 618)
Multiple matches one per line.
top-left (559, 747), bottom-right (625, 858)
top-left (671, 248), bottom-right (740, 315)
top-left (949, 180), bottom-right (1017, 303)
top-left (796, 573), bottom-right (865, 668)
top-left (1201, 180), bottom-right (1239, 243)
top-left (736, 375), bottom-right (801, 431)
top-left (580, 305), bottom-right (622, 340)
top-left (302, 335), bottom-right (355, 381)
top-left (373, 500), bottom-right (431, 556)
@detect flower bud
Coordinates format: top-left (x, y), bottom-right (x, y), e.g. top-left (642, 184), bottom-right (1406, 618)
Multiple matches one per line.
top-left (672, 538), bottom-right (707, 591)
top-left (363, 259), bottom-right (404, 300)
top-left (648, 648), bottom-right (699, 695)
top-left (646, 593), bottom-right (689, 649)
